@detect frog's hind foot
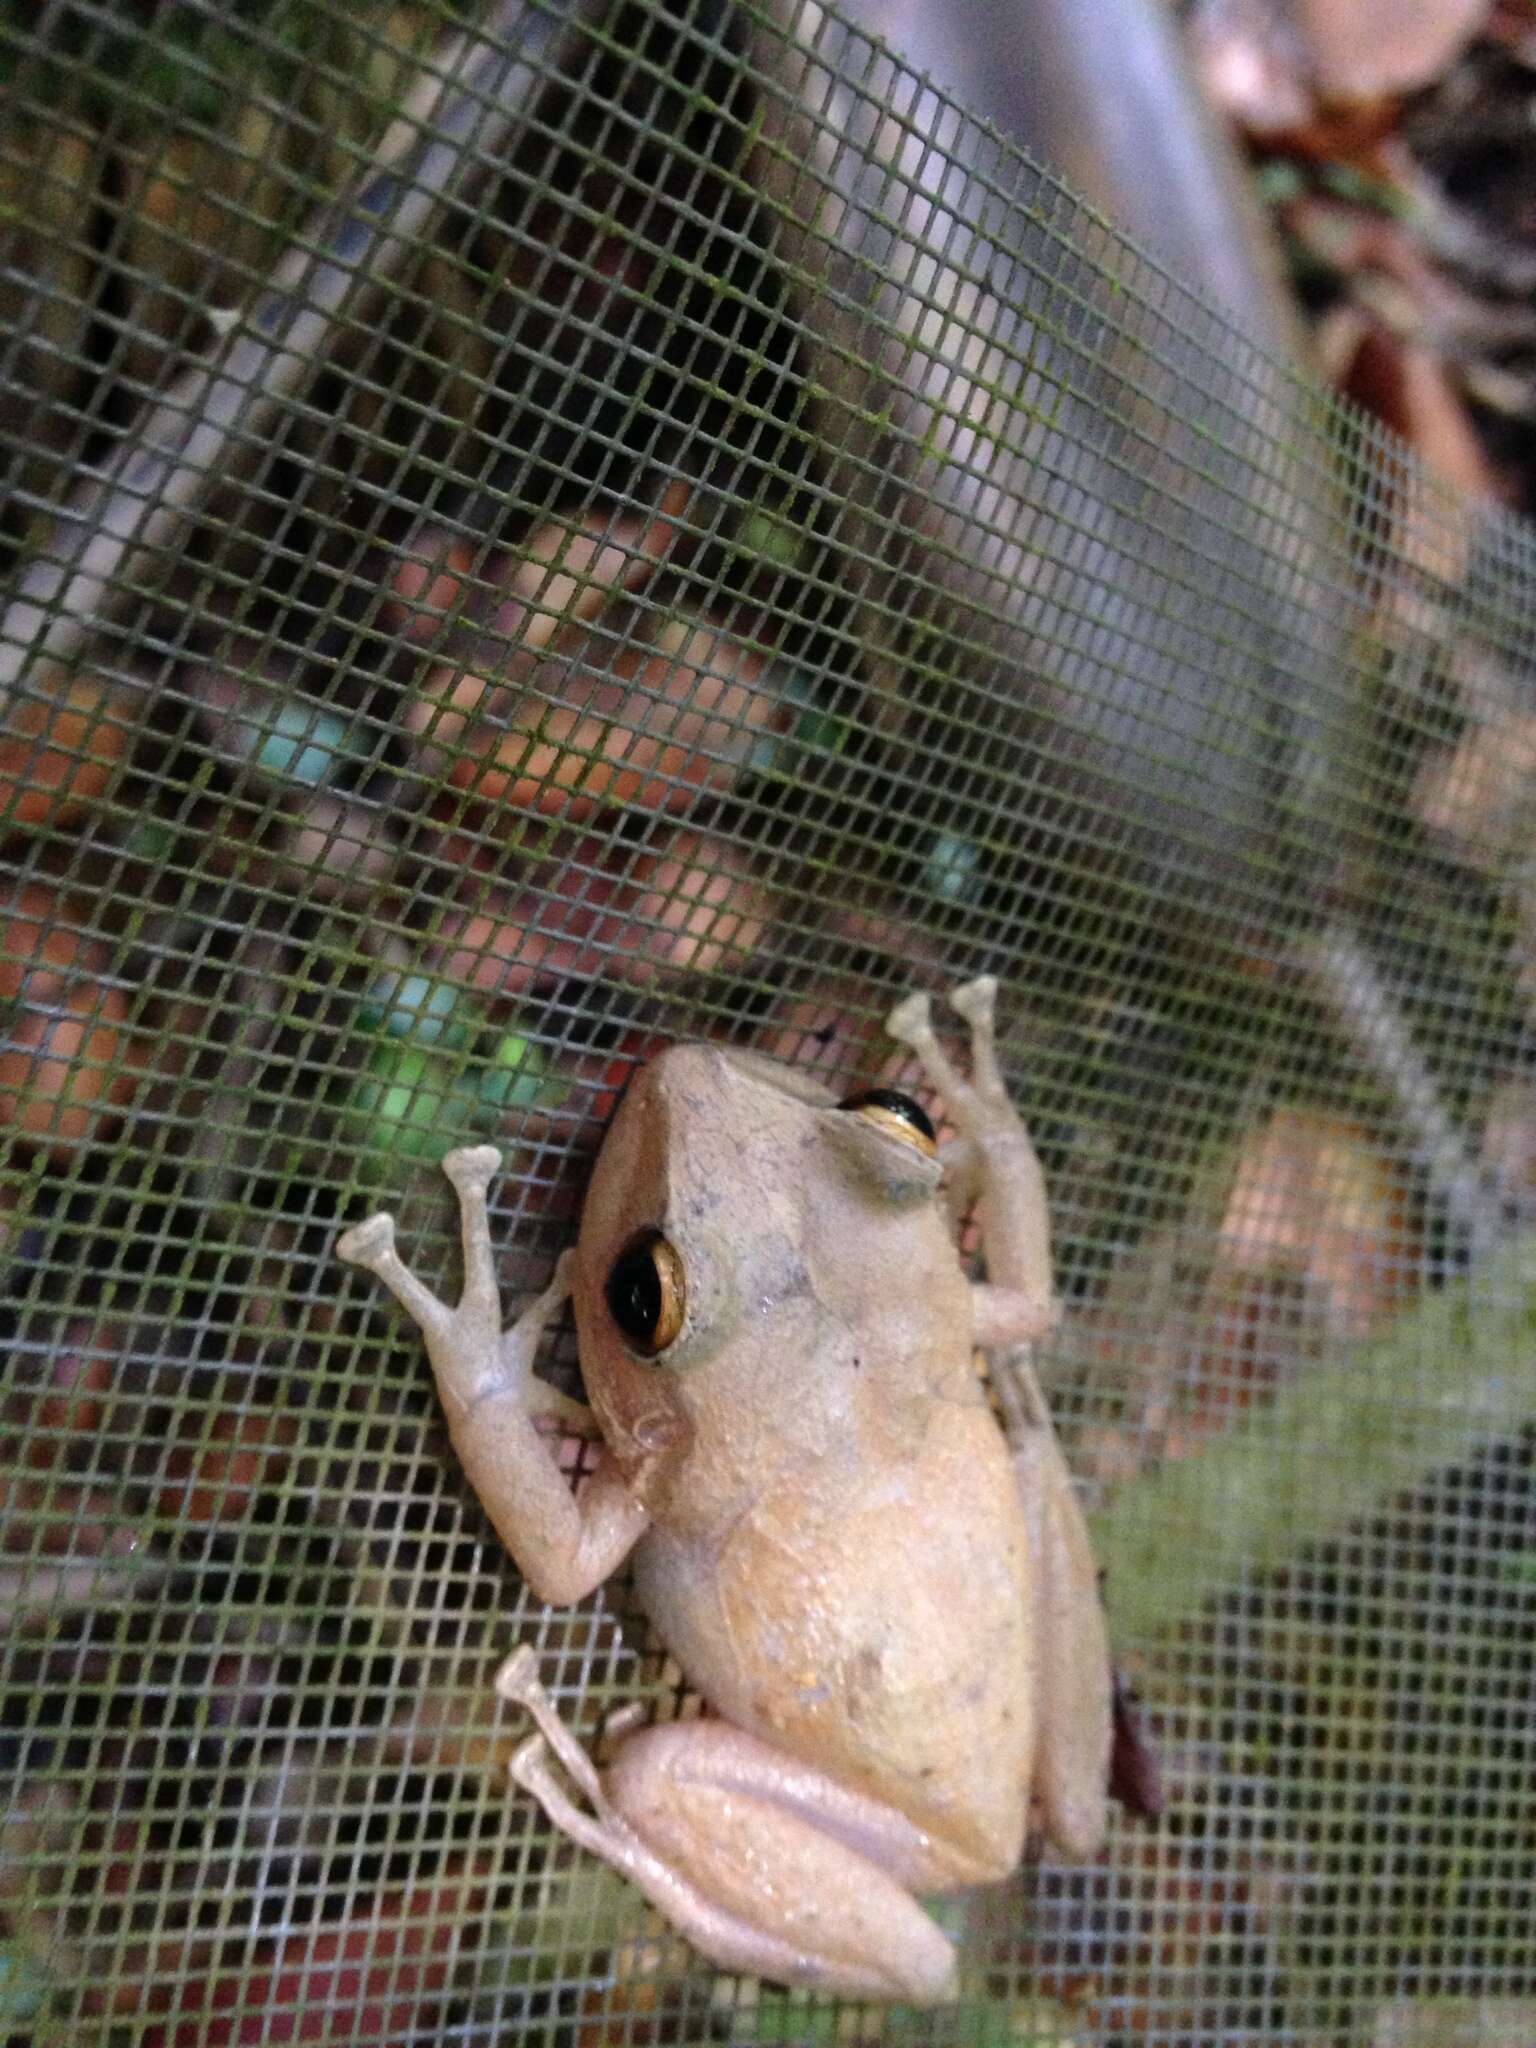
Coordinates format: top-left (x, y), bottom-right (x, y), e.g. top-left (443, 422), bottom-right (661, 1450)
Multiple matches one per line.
top-left (503, 1691), bottom-right (961, 2005)
top-left (497, 1646), bottom-right (608, 1809)
top-left (496, 1649), bottom-right (959, 2002)
top-left (498, 1664), bottom-right (732, 1970)
top-left (495, 1643), bottom-right (541, 1705)
top-left (500, 1666), bottom-right (658, 1919)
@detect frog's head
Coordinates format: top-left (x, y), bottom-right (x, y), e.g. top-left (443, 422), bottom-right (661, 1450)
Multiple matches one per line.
top-left (572, 1044), bottom-right (810, 1380)
top-left (570, 1042), bottom-right (943, 1485)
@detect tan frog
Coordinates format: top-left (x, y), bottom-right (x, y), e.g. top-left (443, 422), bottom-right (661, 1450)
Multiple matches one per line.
top-left (337, 977), bottom-right (1111, 2003)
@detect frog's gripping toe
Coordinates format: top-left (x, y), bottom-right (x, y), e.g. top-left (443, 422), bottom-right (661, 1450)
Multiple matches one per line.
top-left (948, 976), bottom-right (997, 1028)
top-left (335, 1213), bottom-right (395, 1270)
top-left (509, 1730), bottom-right (550, 1791)
top-left (495, 1644), bottom-right (541, 1705)
top-left (442, 1143), bottom-right (502, 1191)
top-left (885, 990), bottom-right (934, 1045)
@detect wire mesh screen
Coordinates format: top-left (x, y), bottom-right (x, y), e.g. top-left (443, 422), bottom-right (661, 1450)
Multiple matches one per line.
top-left (2, 0), bottom-right (1534, 2041)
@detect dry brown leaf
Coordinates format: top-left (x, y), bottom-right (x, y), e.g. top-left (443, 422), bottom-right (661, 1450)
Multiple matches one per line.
top-left (1479, 1078), bottom-right (1536, 1212)
top-left (1192, 0), bottom-right (1314, 132)
top-left (1327, 320), bottom-right (1497, 588)
top-left (1193, 0), bottom-right (1492, 129)
top-left (1342, 327), bottom-right (1495, 491)
top-left (1416, 710), bottom-right (1536, 864)
top-left (1079, 1105), bottom-right (1418, 1476)
top-left (1298, 0), bottom-right (1492, 100)
top-left (1216, 1107), bottom-right (1414, 1338)
top-left (1413, 646), bottom-right (1536, 868)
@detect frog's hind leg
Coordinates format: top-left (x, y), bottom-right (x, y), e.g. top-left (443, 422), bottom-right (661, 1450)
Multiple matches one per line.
top-left (887, 984), bottom-right (1112, 1860)
top-left (497, 1651), bottom-right (960, 2005)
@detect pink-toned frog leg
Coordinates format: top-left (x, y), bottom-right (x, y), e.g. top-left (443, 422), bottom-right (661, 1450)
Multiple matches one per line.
top-left (935, 1134), bottom-right (984, 1234)
top-left (496, 1649), bottom-right (961, 2004)
top-left (336, 1146), bottom-right (648, 1606)
top-left (887, 979), bottom-right (1111, 1861)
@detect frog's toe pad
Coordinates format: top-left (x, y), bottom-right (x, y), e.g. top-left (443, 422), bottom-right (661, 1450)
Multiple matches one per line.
top-left (336, 1214), bottom-right (394, 1267)
top-left (948, 975), bottom-right (997, 1026)
top-left (509, 1730), bottom-right (550, 1788)
top-left (495, 1645), bottom-right (541, 1704)
top-left (886, 991), bottom-right (934, 1043)
top-left (442, 1143), bottom-right (502, 1188)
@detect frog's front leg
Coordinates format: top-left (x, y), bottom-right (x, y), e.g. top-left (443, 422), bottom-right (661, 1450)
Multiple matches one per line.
top-left (337, 1146), bottom-right (649, 1605)
top-left (887, 981), bottom-right (1111, 1860)
top-left (495, 1649), bottom-right (962, 2004)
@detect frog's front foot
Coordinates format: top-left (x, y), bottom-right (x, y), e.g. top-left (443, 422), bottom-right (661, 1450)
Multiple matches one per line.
top-left (335, 1145), bottom-right (507, 1366)
top-left (441, 1143), bottom-right (503, 1199)
top-left (885, 988), bottom-right (934, 1048)
top-left (886, 979), bottom-right (1008, 1118)
top-left (887, 976), bottom-right (1056, 1324)
top-left (947, 974), bottom-right (998, 1036)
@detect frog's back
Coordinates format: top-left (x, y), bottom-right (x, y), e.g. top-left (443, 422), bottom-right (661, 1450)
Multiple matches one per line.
top-left (633, 1394), bottom-right (1035, 1881)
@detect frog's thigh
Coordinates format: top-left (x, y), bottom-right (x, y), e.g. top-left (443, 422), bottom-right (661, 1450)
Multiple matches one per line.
top-left (602, 1721), bottom-right (961, 2004)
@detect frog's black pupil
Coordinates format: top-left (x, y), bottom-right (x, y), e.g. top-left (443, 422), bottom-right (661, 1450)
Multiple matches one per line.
top-left (606, 1240), bottom-right (663, 1345)
top-left (838, 1087), bottom-right (936, 1142)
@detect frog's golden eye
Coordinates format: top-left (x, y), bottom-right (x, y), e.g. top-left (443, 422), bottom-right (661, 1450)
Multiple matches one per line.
top-left (837, 1087), bottom-right (938, 1157)
top-left (605, 1228), bottom-right (687, 1356)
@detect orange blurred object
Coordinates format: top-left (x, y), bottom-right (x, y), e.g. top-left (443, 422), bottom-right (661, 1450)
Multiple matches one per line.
top-left (572, 1025), bottom-right (676, 1129)
top-left (0, 881), bottom-right (138, 1154)
top-left (0, 1470), bottom-right (139, 1566)
top-left (382, 528), bottom-right (487, 645)
top-left (618, 826), bottom-right (773, 982)
top-left (505, 487), bottom-right (690, 654)
top-left (147, 1883), bottom-right (461, 2047)
top-left (1213, 1107), bottom-right (1414, 1344)
top-left (417, 617), bottom-right (784, 826)
top-left (438, 825), bottom-right (772, 999)
top-left (0, 673), bottom-right (132, 835)
top-left (385, 484), bottom-right (689, 656)
top-left (155, 1407), bottom-right (299, 1526)
top-left (19, 1337), bottom-right (115, 1469)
